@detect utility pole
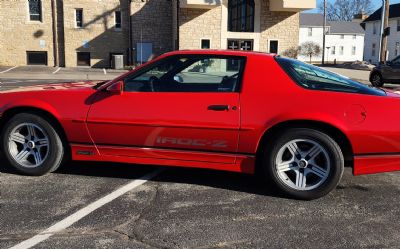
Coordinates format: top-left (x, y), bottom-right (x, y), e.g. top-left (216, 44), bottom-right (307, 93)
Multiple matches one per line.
top-left (379, 0), bottom-right (390, 63)
top-left (322, 0), bottom-right (327, 65)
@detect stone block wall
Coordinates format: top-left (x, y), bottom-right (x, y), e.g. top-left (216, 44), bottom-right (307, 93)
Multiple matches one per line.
top-left (179, 7), bottom-right (223, 50)
top-left (63, 0), bottom-right (129, 68)
top-left (0, 0), bottom-right (55, 66)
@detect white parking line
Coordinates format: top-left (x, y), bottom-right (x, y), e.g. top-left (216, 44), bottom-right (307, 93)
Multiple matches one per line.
top-left (0, 66), bottom-right (18, 74)
top-left (52, 67), bottom-right (61, 74)
top-left (9, 168), bottom-right (164, 249)
top-left (103, 68), bottom-right (107, 74)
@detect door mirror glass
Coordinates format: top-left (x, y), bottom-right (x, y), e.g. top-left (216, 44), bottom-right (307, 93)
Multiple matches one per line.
top-left (106, 81), bottom-right (123, 94)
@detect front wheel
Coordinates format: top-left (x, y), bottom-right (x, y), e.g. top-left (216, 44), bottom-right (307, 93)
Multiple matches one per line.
top-left (370, 73), bottom-right (384, 87)
top-left (262, 128), bottom-right (344, 200)
top-left (1, 113), bottom-right (66, 176)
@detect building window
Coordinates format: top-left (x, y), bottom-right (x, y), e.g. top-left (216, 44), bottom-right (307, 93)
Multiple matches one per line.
top-left (77, 52), bottom-right (90, 66)
top-left (340, 35), bottom-right (344, 39)
top-left (331, 46), bottom-right (336, 55)
top-left (353, 35), bottom-right (357, 39)
top-left (396, 42), bottom-right (400, 56)
top-left (339, 46), bottom-right (344, 55)
top-left (352, 46), bottom-right (356, 55)
top-left (373, 22), bottom-right (377, 35)
top-left (269, 40), bottom-right (279, 54)
top-left (27, 51), bottom-right (47, 65)
top-left (397, 19), bottom-right (400, 32)
top-left (228, 0), bottom-right (255, 32)
top-left (75, 9), bottom-right (83, 28)
top-left (372, 43), bottom-right (376, 57)
top-left (308, 28), bottom-right (313, 37)
top-left (115, 11), bottom-right (122, 30)
top-left (28, 0), bottom-right (42, 21)
top-left (201, 39), bottom-right (211, 49)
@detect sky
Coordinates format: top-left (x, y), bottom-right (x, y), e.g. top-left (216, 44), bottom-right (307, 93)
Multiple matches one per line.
top-left (308, 0), bottom-right (400, 13)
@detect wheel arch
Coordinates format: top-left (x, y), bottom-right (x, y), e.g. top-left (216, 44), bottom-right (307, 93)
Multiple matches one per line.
top-left (0, 106), bottom-right (69, 148)
top-left (256, 120), bottom-right (354, 172)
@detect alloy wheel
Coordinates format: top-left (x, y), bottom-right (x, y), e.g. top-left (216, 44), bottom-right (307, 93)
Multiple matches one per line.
top-left (8, 123), bottom-right (50, 168)
top-left (275, 139), bottom-right (331, 191)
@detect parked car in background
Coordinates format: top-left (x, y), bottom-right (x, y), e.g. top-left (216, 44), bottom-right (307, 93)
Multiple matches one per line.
top-left (370, 55), bottom-right (400, 87)
top-left (2, 50), bottom-right (400, 200)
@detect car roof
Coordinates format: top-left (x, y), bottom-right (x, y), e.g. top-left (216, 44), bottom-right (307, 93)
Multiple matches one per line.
top-left (162, 49), bottom-right (276, 58)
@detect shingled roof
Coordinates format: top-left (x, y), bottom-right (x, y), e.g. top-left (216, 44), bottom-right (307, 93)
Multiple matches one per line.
top-left (363, 3), bottom-right (400, 22)
top-left (300, 13), bottom-right (365, 35)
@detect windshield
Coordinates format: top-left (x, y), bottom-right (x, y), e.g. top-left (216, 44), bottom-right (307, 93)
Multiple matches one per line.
top-left (276, 57), bottom-right (386, 96)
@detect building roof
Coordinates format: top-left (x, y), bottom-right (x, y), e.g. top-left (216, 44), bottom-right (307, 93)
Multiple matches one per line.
top-left (300, 13), bottom-right (325, 27)
top-left (300, 13), bottom-right (365, 34)
top-left (363, 3), bottom-right (400, 22)
top-left (329, 21), bottom-right (365, 34)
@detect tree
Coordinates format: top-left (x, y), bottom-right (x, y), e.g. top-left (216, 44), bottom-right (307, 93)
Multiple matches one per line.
top-left (318, 0), bottom-right (373, 21)
top-left (299, 42), bottom-right (322, 63)
top-left (281, 47), bottom-right (300, 59)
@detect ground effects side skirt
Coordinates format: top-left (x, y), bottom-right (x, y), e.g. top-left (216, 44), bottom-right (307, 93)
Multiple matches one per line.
top-left (354, 153), bottom-right (400, 175)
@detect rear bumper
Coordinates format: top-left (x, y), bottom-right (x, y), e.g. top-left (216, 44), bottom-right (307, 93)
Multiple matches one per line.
top-left (354, 154), bottom-right (400, 175)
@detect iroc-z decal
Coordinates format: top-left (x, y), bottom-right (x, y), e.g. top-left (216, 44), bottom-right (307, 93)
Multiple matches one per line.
top-left (156, 137), bottom-right (228, 148)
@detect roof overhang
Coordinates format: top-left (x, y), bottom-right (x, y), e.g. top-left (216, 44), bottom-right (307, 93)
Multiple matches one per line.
top-left (180, 0), bottom-right (221, 9)
top-left (270, 0), bottom-right (316, 12)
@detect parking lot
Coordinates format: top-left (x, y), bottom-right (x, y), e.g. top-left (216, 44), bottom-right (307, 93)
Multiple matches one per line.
top-left (1, 66), bottom-right (400, 249)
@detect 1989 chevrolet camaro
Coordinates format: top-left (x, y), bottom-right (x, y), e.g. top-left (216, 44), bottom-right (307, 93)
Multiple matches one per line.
top-left (1, 50), bottom-right (400, 199)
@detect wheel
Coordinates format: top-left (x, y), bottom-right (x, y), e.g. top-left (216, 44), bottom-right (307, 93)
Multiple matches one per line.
top-left (1, 113), bottom-right (65, 176)
top-left (262, 128), bottom-right (344, 200)
top-left (370, 72), bottom-right (384, 87)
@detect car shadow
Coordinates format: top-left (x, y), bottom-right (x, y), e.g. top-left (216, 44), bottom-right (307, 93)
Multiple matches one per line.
top-left (0, 155), bottom-right (285, 199)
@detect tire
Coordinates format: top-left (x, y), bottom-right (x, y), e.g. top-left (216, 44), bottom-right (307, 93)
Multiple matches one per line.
top-left (262, 128), bottom-right (344, 200)
top-left (1, 113), bottom-right (65, 176)
top-left (370, 72), bottom-right (384, 87)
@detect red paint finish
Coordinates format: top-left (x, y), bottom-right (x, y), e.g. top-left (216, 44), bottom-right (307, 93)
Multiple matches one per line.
top-left (1, 50), bottom-right (400, 176)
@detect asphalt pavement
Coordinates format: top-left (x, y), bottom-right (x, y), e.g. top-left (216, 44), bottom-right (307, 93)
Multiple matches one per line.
top-left (1, 69), bottom-right (400, 249)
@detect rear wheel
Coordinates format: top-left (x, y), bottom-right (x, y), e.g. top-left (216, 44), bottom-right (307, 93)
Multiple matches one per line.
top-left (370, 72), bottom-right (384, 87)
top-left (1, 113), bottom-right (65, 176)
top-left (262, 128), bottom-right (344, 200)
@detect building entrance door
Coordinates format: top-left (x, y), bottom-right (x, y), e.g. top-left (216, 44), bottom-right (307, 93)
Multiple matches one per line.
top-left (227, 40), bottom-right (253, 51)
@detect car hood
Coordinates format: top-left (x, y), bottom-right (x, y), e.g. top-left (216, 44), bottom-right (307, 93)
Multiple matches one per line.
top-left (0, 81), bottom-right (102, 93)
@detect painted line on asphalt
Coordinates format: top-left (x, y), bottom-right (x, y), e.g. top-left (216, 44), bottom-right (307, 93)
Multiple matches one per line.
top-left (103, 68), bottom-right (107, 74)
top-left (52, 67), bottom-right (61, 74)
top-left (0, 66), bottom-right (18, 74)
top-left (9, 168), bottom-right (165, 249)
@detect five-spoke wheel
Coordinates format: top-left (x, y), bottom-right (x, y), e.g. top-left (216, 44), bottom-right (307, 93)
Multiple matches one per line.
top-left (262, 128), bottom-right (344, 200)
top-left (1, 113), bottom-right (66, 176)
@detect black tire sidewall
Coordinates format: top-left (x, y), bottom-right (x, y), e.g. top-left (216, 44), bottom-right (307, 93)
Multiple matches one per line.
top-left (1, 113), bottom-right (64, 176)
top-left (263, 128), bottom-right (344, 200)
top-left (371, 73), bottom-right (383, 87)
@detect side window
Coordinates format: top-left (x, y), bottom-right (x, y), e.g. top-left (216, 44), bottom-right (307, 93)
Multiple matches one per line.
top-left (124, 56), bottom-right (245, 93)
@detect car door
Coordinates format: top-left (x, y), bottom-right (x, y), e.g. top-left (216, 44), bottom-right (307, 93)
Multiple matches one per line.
top-left (86, 54), bottom-right (245, 163)
top-left (390, 56), bottom-right (400, 81)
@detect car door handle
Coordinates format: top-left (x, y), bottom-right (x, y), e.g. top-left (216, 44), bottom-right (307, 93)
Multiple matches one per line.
top-left (208, 105), bottom-right (230, 111)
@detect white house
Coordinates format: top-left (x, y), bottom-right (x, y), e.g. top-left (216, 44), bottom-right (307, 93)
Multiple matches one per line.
top-left (363, 3), bottom-right (400, 63)
top-left (299, 13), bottom-right (365, 63)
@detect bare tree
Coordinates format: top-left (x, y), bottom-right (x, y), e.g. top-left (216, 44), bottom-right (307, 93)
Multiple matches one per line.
top-left (299, 42), bottom-right (322, 63)
top-left (281, 47), bottom-right (300, 59)
top-left (319, 0), bottom-right (373, 21)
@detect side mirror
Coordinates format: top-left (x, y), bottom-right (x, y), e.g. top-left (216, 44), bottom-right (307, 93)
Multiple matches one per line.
top-left (106, 81), bottom-right (123, 95)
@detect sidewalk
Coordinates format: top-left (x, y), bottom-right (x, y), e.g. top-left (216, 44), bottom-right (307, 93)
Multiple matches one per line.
top-left (0, 65), bottom-right (371, 83)
top-left (0, 66), bottom-right (129, 81)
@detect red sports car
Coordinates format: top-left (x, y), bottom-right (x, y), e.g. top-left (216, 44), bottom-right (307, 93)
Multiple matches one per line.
top-left (1, 50), bottom-right (399, 199)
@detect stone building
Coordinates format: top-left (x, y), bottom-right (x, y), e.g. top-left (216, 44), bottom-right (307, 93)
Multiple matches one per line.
top-left (0, 0), bottom-right (315, 68)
